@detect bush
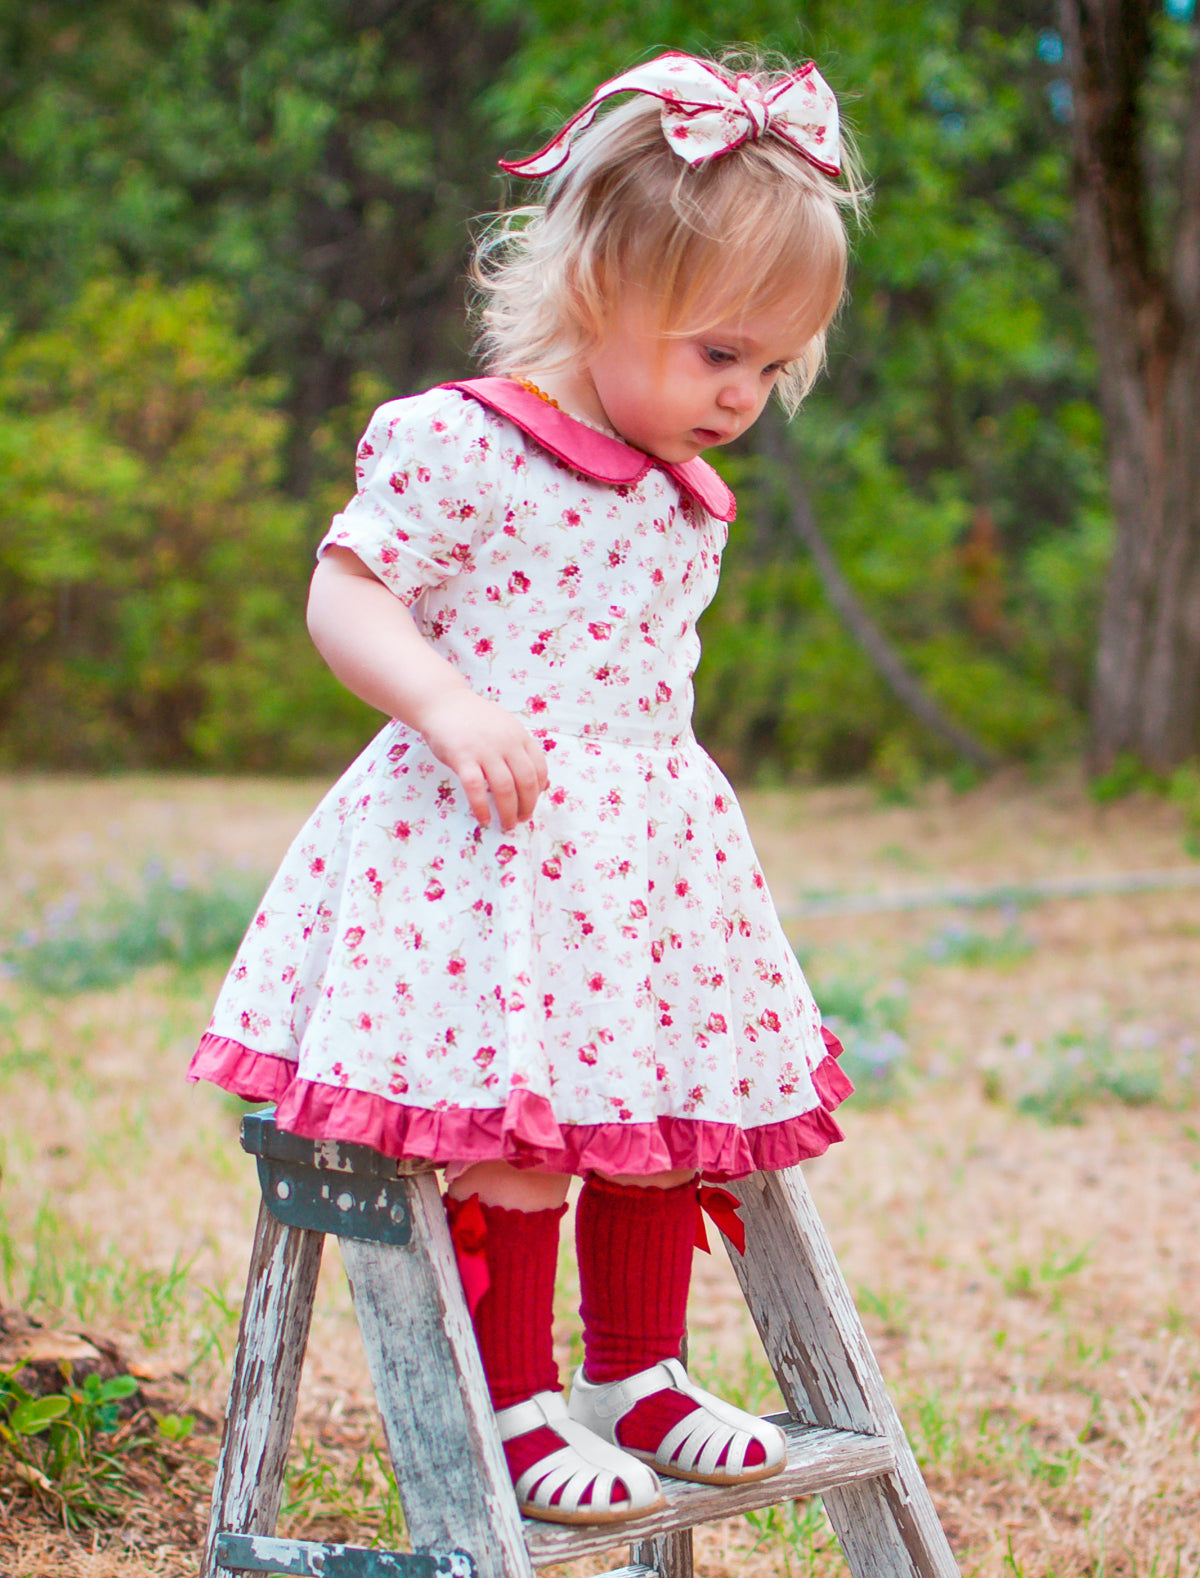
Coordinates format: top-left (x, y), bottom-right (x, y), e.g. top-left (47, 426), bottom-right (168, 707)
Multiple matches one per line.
top-left (0, 274), bottom-right (376, 772)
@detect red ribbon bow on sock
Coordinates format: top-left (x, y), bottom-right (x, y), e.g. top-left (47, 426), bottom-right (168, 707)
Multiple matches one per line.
top-left (445, 1193), bottom-right (490, 1314)
top-left (694, 1185), bottom-right (746, 1256)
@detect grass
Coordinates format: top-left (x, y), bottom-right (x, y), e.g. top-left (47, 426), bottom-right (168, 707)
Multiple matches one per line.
top-left (803, 967), bottom-right (910, 1105)
top-left (2, 864), bottom-right (260, 995)
top-left (1, 768), bottom-right (1199, 1577)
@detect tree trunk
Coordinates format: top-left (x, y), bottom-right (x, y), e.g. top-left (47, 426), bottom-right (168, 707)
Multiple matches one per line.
top-left (760, 415), bottom-right (1002, 773)
top-left (1060, 0), bottom-right (1200, 772)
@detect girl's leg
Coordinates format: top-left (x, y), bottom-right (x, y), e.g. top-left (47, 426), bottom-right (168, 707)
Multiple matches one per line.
top-left (444, 1161), bottom-right (661, 1522)
top-left (572, 1169), bottom-right (785, 1484)
top-left (446, 1164), bottom-right (569, 1411)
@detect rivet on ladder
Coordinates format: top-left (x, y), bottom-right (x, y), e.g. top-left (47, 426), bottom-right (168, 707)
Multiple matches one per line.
top-left (274, 1179), bottom-right (291, 1201)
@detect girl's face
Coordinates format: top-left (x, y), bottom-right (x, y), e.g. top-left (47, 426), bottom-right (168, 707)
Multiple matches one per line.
top-left (570, 288), bottom-right (808, 464)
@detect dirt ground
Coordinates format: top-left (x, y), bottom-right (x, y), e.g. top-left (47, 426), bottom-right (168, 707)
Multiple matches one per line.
top-left (1, 768), bottom-right (1198, 1577)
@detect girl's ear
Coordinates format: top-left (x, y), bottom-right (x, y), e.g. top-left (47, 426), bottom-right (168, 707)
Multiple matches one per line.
top-left (563, 257), bottom-right (610, 355)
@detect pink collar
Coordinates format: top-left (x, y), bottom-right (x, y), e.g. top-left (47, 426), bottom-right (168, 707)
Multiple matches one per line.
top-left (444, 377), bottom-right (737, 522)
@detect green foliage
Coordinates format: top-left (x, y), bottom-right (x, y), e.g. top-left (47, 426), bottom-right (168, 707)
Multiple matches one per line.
top-left (0, 1), bottom-right (518, 455)
top-left (0, 272), bottom-right (374, 769)
top-left (495, 0), bottom-right (1115, 780)
top-left (3, 861), bottom-right (261, 992)
top-left (0, 1), bottom-right (1191, 775)
top-left (0, 1362), bottom-right (146, 1528)
top-left (1169, 764), bottom-right (1200, 857)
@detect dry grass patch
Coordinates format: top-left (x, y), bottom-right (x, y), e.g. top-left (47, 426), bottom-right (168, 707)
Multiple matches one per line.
top-left (1, 768), bottom-right (1198, 1577)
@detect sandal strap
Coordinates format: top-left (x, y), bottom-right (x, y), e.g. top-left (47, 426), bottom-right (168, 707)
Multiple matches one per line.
top-left (568, 1359), bottom-right (787, 1476)
top-left (495, 1389), bottom-right (571, 1441)
top-left (495, 1390), bottom-right (662, 1515)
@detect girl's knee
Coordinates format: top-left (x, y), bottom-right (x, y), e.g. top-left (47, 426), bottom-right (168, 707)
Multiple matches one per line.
top-left (445, 1161), bottom-right (570, 1210)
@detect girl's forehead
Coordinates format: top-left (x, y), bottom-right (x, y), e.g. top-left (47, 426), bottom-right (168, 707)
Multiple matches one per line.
top-left (658, 289), bottom-right (825, 353)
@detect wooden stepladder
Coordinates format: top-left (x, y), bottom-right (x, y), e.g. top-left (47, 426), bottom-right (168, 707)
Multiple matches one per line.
top-left (201, 1111), bottom-right (959, 1578)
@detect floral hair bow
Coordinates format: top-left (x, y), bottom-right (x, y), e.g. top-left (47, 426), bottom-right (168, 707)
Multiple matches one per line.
top-left (500, 51), bottom-right (841, 181)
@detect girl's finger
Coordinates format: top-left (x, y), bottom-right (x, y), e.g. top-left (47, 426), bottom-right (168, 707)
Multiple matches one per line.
top-left (455, 762), bottom-right (493, 828)
top-left (485, 758), bottom-right (521, 831)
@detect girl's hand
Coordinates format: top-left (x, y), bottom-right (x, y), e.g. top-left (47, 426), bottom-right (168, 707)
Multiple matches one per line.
top-left (416, 687), bottom-right (548, 831)
top-left (307, 549), bottom-right (548, 832)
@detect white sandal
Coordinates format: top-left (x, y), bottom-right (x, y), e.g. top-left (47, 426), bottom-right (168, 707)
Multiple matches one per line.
top-left (495, 1390), bottom-right (666, 1526)
top-left (568, 1357), bottom-right (788, 1487)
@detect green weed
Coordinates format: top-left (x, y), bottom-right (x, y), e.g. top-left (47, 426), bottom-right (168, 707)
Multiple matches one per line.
top-left (856, 1284), bottom-right (912, 1338)
top-left (1089, 752), bottom-right (1163, 804)
top-left (1169, 763), bottom-right (1200, 858)
top-left (923, 920), bottom-right (1033, 968)
top-left (744, 1496), bottom-right (839, 1576)
top-left (282, 1435), bottom-right (406, 1548)
top-left (3, 862), bottom-right (262, 994)
top-left (808, 970), bottom-right (909, 1105)
top-left (1014, 1032), bottom-right (1162, 1124)
top-left (0, 1362), bottom-right (145, 1528)
top-left (1, 1201), bottom-right (194, 1350)
top-left (988, 1239), bottom-right (1093, 1308)
top-left (912, 1388), bottom-right (960, 1466)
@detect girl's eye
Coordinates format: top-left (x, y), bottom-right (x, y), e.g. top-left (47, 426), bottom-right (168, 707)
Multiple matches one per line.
top-left (703, 346), bottom-right (736, 366)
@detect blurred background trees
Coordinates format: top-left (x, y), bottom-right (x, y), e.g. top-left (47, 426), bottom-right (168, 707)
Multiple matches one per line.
top-left (1, 0), bottom-right (1196, 781)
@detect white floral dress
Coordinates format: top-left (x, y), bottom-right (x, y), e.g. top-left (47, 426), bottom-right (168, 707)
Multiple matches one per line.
top-left (189, 379), bottom-right (850, 1179)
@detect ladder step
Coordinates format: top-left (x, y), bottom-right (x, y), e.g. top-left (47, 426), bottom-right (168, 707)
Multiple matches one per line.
top-left (523, 1419), bottom-right (896, 1567)
top-left (585, 1568), bottom-right (657, 1578)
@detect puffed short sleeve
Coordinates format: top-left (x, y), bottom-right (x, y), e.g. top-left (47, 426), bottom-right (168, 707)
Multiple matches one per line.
top-left (319, 387), bottom-right (511, 605)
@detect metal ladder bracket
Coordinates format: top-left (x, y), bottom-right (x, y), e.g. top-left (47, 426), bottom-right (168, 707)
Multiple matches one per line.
top-left (240, 1107), bottom-right (413, 1246)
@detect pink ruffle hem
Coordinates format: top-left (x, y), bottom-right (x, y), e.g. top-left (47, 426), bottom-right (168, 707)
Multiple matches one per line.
top-left (188, 1027), bottom-right (851, 1183)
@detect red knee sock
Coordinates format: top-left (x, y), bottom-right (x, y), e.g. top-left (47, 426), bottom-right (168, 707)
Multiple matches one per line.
top-left (461, 1197), bottom-right (565, 1410)
top-left (575, 1173), bottom-right (764, 1467)
top-left (447, 1194), bottom-right (626, 1504)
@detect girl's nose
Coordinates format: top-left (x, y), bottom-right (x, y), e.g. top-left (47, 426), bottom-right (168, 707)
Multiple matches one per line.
top-left (719, 375), bottom-right (759, 413)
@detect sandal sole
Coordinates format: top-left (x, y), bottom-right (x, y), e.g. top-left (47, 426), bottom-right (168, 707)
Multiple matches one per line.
top-left (626, 1452), bottom-right (787, 1488)
top-left (518, 1491), bottom-right (669, 1526)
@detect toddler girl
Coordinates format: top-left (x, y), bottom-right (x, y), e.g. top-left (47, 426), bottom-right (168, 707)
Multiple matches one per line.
top-left (190, 50), bottom-right (862, 1528)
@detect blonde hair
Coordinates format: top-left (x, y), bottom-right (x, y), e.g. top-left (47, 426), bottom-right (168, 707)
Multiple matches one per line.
top-left (473, 53), bottom-right (868, 414)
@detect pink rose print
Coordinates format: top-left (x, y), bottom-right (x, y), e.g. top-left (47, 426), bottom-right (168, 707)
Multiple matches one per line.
top-left (203, 386), bottom-right (837, 1174)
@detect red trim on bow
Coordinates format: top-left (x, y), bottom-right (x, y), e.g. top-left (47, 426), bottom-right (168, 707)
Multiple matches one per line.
top-left (445, 1192), bottom-right (490, 1314)
top-left (695, 1184), bottom-right (746, 1256)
